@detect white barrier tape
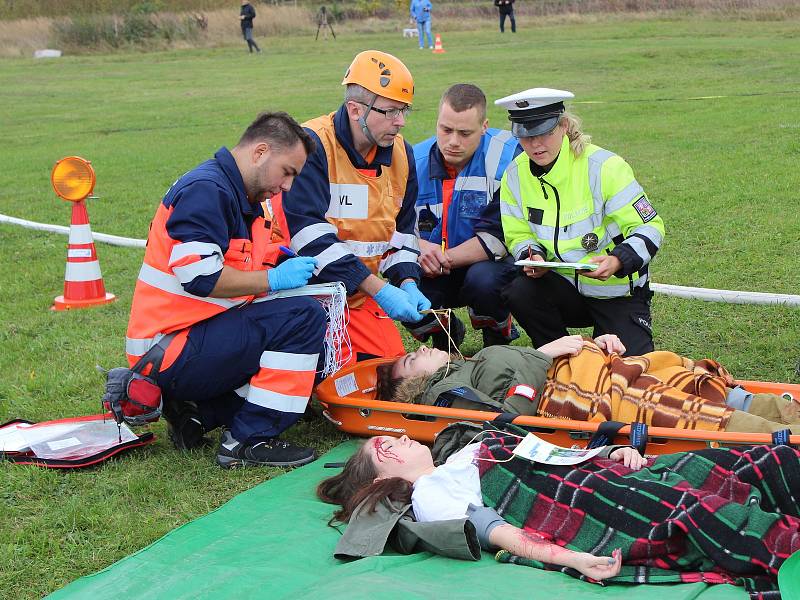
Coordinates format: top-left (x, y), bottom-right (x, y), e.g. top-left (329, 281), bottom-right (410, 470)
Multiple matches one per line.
top-left (2, 213), bottom-right (799, 307)
top-left (650, 283), bottom-right (800, 307)
top-left (1, 213), bottom-right (145, 248)
top-left (572, 90), bottom-right (800, 105)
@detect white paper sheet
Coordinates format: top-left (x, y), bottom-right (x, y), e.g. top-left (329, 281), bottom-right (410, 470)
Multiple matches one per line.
top-left (512, 433), bottom-right (605, 465)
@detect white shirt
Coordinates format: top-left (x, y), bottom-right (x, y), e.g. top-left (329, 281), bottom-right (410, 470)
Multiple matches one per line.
top-left (411, 443), bottom-right (483, 522)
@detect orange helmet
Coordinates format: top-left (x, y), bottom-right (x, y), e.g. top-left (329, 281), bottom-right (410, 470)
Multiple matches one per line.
top-left (341, 50), bottom-right (414, 105)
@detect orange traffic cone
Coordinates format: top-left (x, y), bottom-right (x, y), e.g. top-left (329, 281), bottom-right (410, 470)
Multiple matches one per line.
top-left (52, 200), bottom-right (116, 310)
top-left (432, 33), bottom-right (445, 53)
top-left (50, 156), bottom-right (115, 311)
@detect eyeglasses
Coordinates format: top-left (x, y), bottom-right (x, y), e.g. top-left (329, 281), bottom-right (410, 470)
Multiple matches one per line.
top-left (356, 101), bottom-right (412, 120)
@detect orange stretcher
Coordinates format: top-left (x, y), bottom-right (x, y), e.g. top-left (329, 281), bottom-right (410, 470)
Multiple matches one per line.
top-left (316, 357), bottom-right (800, 454)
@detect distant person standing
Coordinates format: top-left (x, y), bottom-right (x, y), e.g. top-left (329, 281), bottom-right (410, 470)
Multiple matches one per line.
top-left (315, 5), bottom-right (336, 41)
top-left (494, 0), bottom-right (516, 33)
top-left (410, 0), bottom-right (433, 50)
top-left (240, 0), bottom-right (261, 54)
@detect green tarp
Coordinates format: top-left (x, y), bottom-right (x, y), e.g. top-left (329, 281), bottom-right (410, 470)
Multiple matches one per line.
top-left (49, 441), bottom-right (748, 599)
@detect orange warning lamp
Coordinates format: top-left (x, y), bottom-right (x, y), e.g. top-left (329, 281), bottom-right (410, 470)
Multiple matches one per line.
top-left (51, 156), bottom-right (96, 202)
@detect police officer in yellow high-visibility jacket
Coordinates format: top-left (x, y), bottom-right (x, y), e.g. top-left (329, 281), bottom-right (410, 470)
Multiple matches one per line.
top-left (497, 88), bottom-right (665, 356)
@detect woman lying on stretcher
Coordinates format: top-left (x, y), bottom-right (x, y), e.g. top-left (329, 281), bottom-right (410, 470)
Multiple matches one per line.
top-left (375, 334), bottom-right (800, 435)
top-left (317, 428), bottom-right (800, 595)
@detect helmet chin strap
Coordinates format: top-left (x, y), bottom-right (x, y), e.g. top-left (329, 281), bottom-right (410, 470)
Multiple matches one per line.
top-left (357, 94), bottom-right (380, 147)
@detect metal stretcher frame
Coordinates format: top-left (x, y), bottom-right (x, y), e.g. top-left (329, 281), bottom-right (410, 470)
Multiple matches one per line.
top-left (316, 357), bottom-right (800, 453)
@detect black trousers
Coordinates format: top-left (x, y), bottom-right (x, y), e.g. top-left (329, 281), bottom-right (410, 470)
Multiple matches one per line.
top-left (242, 27), bottom-right (260, 52)
top-left (502, 271), bottom-right (655, 356)
top-left (420, 258), bottom-right (516, 317)
top-left (499, 11), bottom-right (516, 33)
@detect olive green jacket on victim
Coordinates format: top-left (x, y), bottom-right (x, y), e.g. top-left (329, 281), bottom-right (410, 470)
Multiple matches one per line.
top-left (333, 496), bottom-right (481, 561)
top-left (395, 345), bottom-right (552, 415)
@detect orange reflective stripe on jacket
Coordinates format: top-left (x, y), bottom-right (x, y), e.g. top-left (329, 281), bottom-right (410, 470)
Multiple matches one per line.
top-left (125, 203), bottom-right (272, 370)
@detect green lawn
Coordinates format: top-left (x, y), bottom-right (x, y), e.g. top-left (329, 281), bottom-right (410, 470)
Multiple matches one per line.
top-left (1, 18), bottom-right (799, 598)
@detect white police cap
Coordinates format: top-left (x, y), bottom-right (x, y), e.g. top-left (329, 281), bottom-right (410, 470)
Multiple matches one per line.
top-left (494, 88), bottom-right (574, 138)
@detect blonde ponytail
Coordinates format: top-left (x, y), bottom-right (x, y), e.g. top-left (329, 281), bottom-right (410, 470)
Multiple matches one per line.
top-left (560, 111), bottom-right (591, 157)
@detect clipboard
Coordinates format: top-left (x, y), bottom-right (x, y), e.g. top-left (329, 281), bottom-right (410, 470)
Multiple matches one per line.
top-left (515, 259), bottom-right (598, 271)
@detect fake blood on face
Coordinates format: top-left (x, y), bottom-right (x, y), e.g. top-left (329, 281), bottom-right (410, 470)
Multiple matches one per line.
top-left (373, 437), bottom-right (404, 464)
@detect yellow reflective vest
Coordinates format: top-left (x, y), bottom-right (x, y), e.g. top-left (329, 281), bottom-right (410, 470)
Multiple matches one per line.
top-left (500, 135), bottom-right (665, 299)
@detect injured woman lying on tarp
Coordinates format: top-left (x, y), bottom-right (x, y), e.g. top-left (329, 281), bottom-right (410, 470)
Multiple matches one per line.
top-left (374, 334), bottom-right (800, 435)
top-left (317, 425), bottom-right (800, 597)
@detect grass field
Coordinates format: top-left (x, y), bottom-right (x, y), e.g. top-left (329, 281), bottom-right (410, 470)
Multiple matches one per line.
top-left (1, 17), bottom-right (799, 598)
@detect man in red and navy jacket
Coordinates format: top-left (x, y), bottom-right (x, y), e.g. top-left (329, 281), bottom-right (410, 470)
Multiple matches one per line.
top-left (126, 112), bottom-right (326, 469)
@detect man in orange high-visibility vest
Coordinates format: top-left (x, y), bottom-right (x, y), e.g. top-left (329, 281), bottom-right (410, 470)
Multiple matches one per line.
top-left (281, 50), bottom-right (430, 368)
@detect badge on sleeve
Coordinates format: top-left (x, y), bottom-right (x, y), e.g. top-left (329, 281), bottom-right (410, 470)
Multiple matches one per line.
top-left (633, 195), bottom-right (657, 223)
top-left (507, 384), bottom-right (537, 402)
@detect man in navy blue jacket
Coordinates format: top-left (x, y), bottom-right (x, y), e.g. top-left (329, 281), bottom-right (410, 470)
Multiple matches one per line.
top-left (127, 112), bottom-right (327, 468)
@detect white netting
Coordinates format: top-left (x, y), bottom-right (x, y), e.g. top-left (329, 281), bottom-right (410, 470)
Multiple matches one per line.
top-left (257, 282), bottom-right (351, 377)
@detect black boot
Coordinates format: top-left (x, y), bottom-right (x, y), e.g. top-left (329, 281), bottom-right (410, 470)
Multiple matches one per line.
top-left (481, 323), bottom-right (520, 348)
top-left (164, 400), bottom-right (209, 450)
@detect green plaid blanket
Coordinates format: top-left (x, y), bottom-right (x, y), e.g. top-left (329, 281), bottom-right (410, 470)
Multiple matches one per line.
top-left (479, 428), bottom-right (800, 599)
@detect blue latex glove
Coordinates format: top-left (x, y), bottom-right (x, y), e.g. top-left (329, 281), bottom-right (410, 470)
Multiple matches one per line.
top-left (400, 281), bottom-right (431, 313)
top-left (267, 256), bottom-right (317, 292)
top-left (374, 283), bottom-right (423, 322)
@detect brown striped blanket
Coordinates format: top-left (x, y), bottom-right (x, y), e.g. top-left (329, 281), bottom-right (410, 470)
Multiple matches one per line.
top-left (537, 341), bottom-right (736, 431)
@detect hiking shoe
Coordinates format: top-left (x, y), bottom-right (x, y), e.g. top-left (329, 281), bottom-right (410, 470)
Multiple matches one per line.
top-left (216, 430), bottom-right (316, 469)
top-left (482, 323), bottom-right (521, 348)
top-left (431, 314), bottom-right (465, 352)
